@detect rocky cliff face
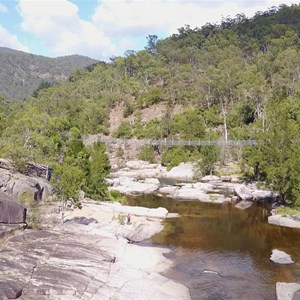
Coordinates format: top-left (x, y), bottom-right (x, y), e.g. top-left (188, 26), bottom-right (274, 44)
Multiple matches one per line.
top-left (0, 201), bottom-right (191, 300)
top-left (0, 160), bottom-right (53, 201)
top-left (0, 192), bottom-right (27, 224)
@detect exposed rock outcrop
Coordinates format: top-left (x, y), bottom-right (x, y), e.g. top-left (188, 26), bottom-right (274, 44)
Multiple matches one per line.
top-left (0, 201), bottom-right (190, 300)
top-left (234, 185), bottom-right (254, 201)
top-left (165, 162), bottom-right (196, 181)
top-left (270, 249), bottom-right (294, 264)
top-left (268, 214), bottom-right (300, 229)
top-left (0, 192), bottom-right (27, 224)
top-left (0, 168), bottom-right (53, 201)
top-left (109, 161), bottom-right (277, 204)
top-left (276, 282), bottom-right (300, 300)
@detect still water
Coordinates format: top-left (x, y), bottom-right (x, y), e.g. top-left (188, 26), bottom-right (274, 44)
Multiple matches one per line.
top-left (125, 195), bottom-right (300, 300)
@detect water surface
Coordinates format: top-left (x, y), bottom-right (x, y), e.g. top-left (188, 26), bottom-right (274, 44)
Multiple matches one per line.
top-left (125, 195), bottom-right (300, 300)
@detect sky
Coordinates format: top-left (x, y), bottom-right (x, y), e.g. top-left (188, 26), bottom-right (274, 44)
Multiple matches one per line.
top-left (0, 0), bottom-right (298, 61)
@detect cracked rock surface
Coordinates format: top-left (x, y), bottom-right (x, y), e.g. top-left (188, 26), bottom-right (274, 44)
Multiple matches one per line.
top-left (0, 201), bottom-right (191, 300)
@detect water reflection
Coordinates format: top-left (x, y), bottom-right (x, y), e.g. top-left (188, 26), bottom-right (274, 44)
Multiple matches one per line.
top-left (125, 195), bottom-right (300, 299)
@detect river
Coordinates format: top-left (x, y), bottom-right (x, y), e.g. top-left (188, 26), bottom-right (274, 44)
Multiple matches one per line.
top-left (125, 195), bottom-right (300, 300)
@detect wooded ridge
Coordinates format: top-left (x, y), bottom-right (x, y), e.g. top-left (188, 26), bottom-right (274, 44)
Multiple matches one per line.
top-left (1, 4), bottom-right (300, 206)
top-left (0, 47), bottom-right (98, 100)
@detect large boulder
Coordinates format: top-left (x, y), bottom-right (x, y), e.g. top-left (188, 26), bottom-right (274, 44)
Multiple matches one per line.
top-left (0, 168), bottom-right (53, 201)
top-left (109, 177), bottom-right (160, 195)
top-left (270, 249), bottom-right (294, 264)
top-left (268, 215), bottom-right (300, 229)
top-left (276, 282), bottom-right (300, 300)
top-left (165, 162), bottom-right (195, 181)
top-left (201, 175), bottom-right (220, 183)
top-left (234, 184), bottom-right (253, 201)
top-left (0, 192), bottom-right (27, 224)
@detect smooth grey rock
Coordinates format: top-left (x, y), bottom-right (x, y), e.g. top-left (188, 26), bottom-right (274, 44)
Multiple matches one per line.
top-left (174, 186), bottom-right (210, 201)
top-left (234, 184), bottom-right (253, 201)
top-left (165, 162), bottom-right (195, 181)
top-left (293, 290), bottom-right (300, 300)
top-left (0, 168), bottom-right (53, 200)
top-left (0, 192), bottom-right (27, 224)
top-left (144, 178), bottom-right (160, 185)
top-left (252, 189), bottom-right (277, 201)
top-left (0, 281), bottom-right (23, 299)
top-left (235, 200), bottom-right (253, 210)
top-left (201, 175), bottom-right (220, 182)
top-left (231, 196), bottom-right (239, 202)
top-left (0, 208), bottom-right (190, 300)
top-left (276, 282), bottom-right (300, 300)
top-left (193, 182), bottom-right (214, 192)
top-left (109, 177), bottom-right (159, 195)
top-left (86, 201), bottom-right (169, 219)
top-left (158, 186), bottom-right (179, 195)
top-left (268, 215), bottom-right (300, 229)
top-left (126, 160), bottom-right (159, 170)
top-left (270, 249), bottom-right (294, 264)
top-left (220, 176), bottom-right (232, 182)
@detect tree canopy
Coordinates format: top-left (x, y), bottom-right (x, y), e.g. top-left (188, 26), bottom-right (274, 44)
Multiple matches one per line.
top-left (1, 4), bottom-right (300, 206)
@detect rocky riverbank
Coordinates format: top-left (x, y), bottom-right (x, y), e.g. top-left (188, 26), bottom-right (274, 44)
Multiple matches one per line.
top-left (107, 160), bottom-right (278, 206)
top-left (1, 159), bottom-right (300, 299)
top-left (0, 199), bottom-right (190, 300)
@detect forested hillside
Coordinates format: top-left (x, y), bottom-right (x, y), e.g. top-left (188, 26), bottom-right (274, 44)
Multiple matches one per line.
top-left (1, 4), bottom-right (300, 206)
top-left (0, 47), bottom-right (98, 100)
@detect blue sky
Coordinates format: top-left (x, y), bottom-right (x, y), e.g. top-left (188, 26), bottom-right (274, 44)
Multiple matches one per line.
top-left (0, 0), bottom-right (298, 61)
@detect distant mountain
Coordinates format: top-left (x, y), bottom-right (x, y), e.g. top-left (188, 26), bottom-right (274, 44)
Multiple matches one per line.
top-left (0, 47), bottom-right (98, 100)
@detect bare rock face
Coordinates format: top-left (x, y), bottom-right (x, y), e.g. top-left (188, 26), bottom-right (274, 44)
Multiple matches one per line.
top-left (276, 282), bottom-right (300, 300)
top-left (0, 168), bottom-right (53, 201)
top-left (0, 192), bottom-right (27, 224)
top-left (0, 282), bottom-right (23, 299)
top-left (0, 227), bottom-right (190, 300)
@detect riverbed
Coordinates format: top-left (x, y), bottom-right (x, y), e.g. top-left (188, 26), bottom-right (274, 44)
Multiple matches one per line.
top-left (125, 195), bottom-right (300, 300)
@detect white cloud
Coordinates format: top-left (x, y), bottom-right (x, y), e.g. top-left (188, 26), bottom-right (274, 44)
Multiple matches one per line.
top-left (0, 25), bottom-right (28, 51)
top-left (0, 3), bottom-right (8, 13)
top-left (92, 0), bottom-right (298, 38)
top-left (16, 0), bottom-right (298, 60)
top-left (17, 0), bottom-right (115, 60)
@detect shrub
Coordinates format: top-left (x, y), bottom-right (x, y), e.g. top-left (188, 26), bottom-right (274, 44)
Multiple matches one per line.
top-left (162, 147), bottom-right (190, 170)
top-left (123, 102), bottom-right (134, 118)
top-left (138, 145), bottom-right (156, 163)
top-left (112, 122), bottom-right (132, 138)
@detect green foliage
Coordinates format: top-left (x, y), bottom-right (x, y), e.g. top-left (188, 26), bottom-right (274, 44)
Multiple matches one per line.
top-left (276, 206), bottom-right (300, 216)
top-left (113, 121), bottom-right (133, 138)
top-left (137, 88), bottom-right (164, 108)
top-left (116, 146), bottom-right (124, 158)
top-left (117, 213), bottom-right (126, 225)
top-left (162, 147), bottom-right (191, 170)
top-left (108, 190), bottom-right (125, 203)
top-left (172, 109), bottom-right (206, 139)
top-left (52, 140), bottom-right (110, 203)
top-left (123, 101), bottom-right (134, 117)
top-left (18, 192), bottom-right (41, 229)
top-left (198, 133), bottom-right (220, 175)
top-left (138, 145), bottom-right (156, 163)
top-left (84, 142), bottom-right (111, 200)
top-left (0, 47), bottom-right (97, 100)
top-left (52, 163), bottom-right (85, 202)
top-left (243, 98), bottom-right (300, 207)
top-left (2, 4), bottom-right (300, 208)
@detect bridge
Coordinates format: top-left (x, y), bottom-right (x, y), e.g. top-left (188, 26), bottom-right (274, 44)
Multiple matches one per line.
top-left (84, 136), bottom-right (257, 147)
